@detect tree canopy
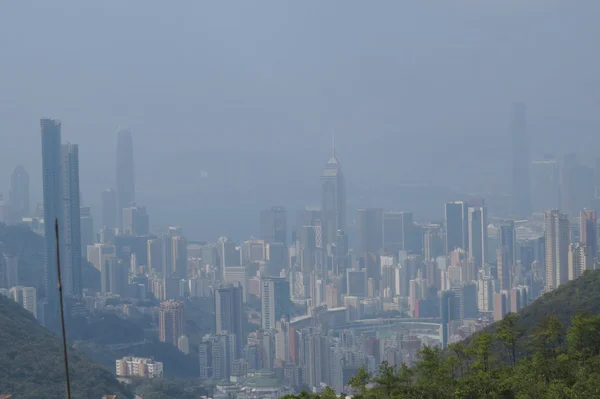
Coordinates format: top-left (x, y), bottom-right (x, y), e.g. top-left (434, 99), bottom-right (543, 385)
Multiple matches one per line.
top-left (283, 270), bottom-right (600, 399)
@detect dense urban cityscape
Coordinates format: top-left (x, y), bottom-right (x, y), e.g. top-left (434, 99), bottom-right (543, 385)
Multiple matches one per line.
top-left (0, 102), bottom-right (598, 397)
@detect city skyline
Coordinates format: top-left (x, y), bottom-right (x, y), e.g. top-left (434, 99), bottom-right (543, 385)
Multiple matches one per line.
top-left (2, 2), bottom-right (600, 396)
top-left (0, 108), bottom-right (598, 394)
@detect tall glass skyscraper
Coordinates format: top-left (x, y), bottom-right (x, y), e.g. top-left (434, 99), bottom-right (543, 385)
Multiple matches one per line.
top-left (444, 201), bottom-right (468, 253)
top-left (116, 128), bottom-right (135, 231)
top-left (41, 118), bottom-right (63, 327)
top-left (497, 220), bottom-right (516, 291)
top-left (62, 143), bottom-right (83, 297)
top-left (320, 149), bottom-right (346, 248)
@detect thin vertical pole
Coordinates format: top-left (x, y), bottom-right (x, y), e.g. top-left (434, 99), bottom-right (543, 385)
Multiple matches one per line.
top-left (55, 218), bottom-right (72, 399)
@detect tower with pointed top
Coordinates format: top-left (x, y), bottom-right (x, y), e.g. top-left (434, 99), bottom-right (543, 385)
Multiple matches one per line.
top-left (321, 146), bottom-right (346, 250)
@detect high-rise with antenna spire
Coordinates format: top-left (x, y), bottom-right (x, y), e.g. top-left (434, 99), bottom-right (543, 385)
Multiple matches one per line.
top-left (321, 141), bottom-right (346, 250)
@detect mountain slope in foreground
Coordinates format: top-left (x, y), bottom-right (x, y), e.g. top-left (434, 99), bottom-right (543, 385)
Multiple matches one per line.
top-left (462, 269), bottom-right (600, 351)
top-left (0, 295), bottom-right (132, 399)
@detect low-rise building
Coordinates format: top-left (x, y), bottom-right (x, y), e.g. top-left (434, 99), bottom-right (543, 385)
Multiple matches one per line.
top-left (115, 356), bottom-right (163, 378)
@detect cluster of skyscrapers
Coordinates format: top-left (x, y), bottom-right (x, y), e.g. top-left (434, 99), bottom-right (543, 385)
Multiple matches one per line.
top-left (36, 120), bottom-right (139, 328)
top-left (1, 104), bottom-right (599, 394)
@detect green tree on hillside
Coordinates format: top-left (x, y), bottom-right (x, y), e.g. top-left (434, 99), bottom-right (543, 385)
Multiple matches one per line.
top-left (280, 312), bottom-right (600, 399)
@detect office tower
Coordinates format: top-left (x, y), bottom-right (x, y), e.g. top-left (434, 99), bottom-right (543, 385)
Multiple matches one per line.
top-left (544, 210), bottom-right (569, 291)
top-left (266, 242), bottom-right (287, 276)
top-left (346, 269), bottom-right (367, 297)
top-left (171, 234), bottom-right (188, 279)
top-left (261, 329), bottom-right (277, 369)
top-left (508, 288), bottom-right (522, 313)
top-left (87, 243), bottom-right (116, 271)
top-left (300, 330), bottom-right (331, 389)
top-left (275, 318), bottom-right (291, 362)
top-left (494, 291), bottom-right (508, 322)
top-left (440, 290), bottom-right (456, 349)
top-left (424, 226), bottom-right (444, 261)
top-left (516, 285), bottom-right (529, 308)
top-left (467, 200), bottom-right (488, 269)
top-left (295, 207), bottom-right (322, 235)
top-left (215, 285), bottom-right (244, 356)
top-left (159, 300), bottom-right (185, 347)
top-left (9, 165), bottom-right (29, 222)
top-left (261, 277), bottom-right (291, 330)
top-left (445, 201), bottom-right (468, 252)
top-left (580, 209), bottom-right (597, 260)
top-left (116, 128), bottom-right (135, 231)
top-left (325, 283), bottom-right (341, 307)
top-left (101, 188), bottom-right (117, 231)
top-left (61, 144), bottom-right (83, 297)
top-left (101, 257), bottom-right (127, 295)
top-left (425, 260), bottom-right (441, 290)
top-left (477, 274), bottom-right (494, 313)
top-left (357, 208), bottom-right (383, 287)
top-left (398, 212), bottom-right (422, 254)
top-left (530, 157), bottom-right (559, 213)
top-left (260, 206), bottom-right (287, 245)
top-left (41, 118), bottom-right (63, 326)
top-left (9, 286), bottom-right (37, 318)
top-left (79, 206), bottom-right (94, 258)
top-left (408, 279), bottom-right (426, 316)
top-left (122, 204), bottom-right (149, 236)
top-left (218, 236), bottom-right (240, 269)
top-left (497, 221), bottom-right (516, 291)
top-left (199, 335), bottom-right (228, 380)
top-left (99, 226), bottom-right (116, 244)
top-left (241, 239), bottom-right (266, 265)
top-left (511, 103), bottom-right (531, 217)
top-left (568, 243), bottom-right (592, 281)
top-left (382, 211), bottom-right (402, 255)
top-left (297, 224), bottom-right (321, 274)
top-left (519, 240), bottom-right (535, 274)
top-left (461, 282), bottom-right (478, 319)
top-left (357, 208), bottom-right (383, 255)
top-left (382, 211), bottom-right (418, 255)
top-left (321, 149), bottom-right (346, 248)
top-left (332, 229), bottom-right (349, 276)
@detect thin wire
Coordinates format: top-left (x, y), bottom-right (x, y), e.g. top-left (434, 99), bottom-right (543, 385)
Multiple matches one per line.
top-left (55, 218), bottom-right (72, 399)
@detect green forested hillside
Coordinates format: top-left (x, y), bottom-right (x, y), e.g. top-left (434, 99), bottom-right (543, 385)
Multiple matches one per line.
top-left (0, 295), bottom-right (133, 399)
top-left (284, 270), bottom-right (600, 399)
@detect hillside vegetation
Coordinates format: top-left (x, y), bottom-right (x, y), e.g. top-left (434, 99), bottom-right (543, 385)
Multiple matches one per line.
top-left (284, 270), bottom-right (600, 399)
top-left (0, 295), bottom-right (133, 399)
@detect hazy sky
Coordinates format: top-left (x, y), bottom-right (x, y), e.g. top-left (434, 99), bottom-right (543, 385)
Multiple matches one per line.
top-left (1, 1), bottom-right (599, 239)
